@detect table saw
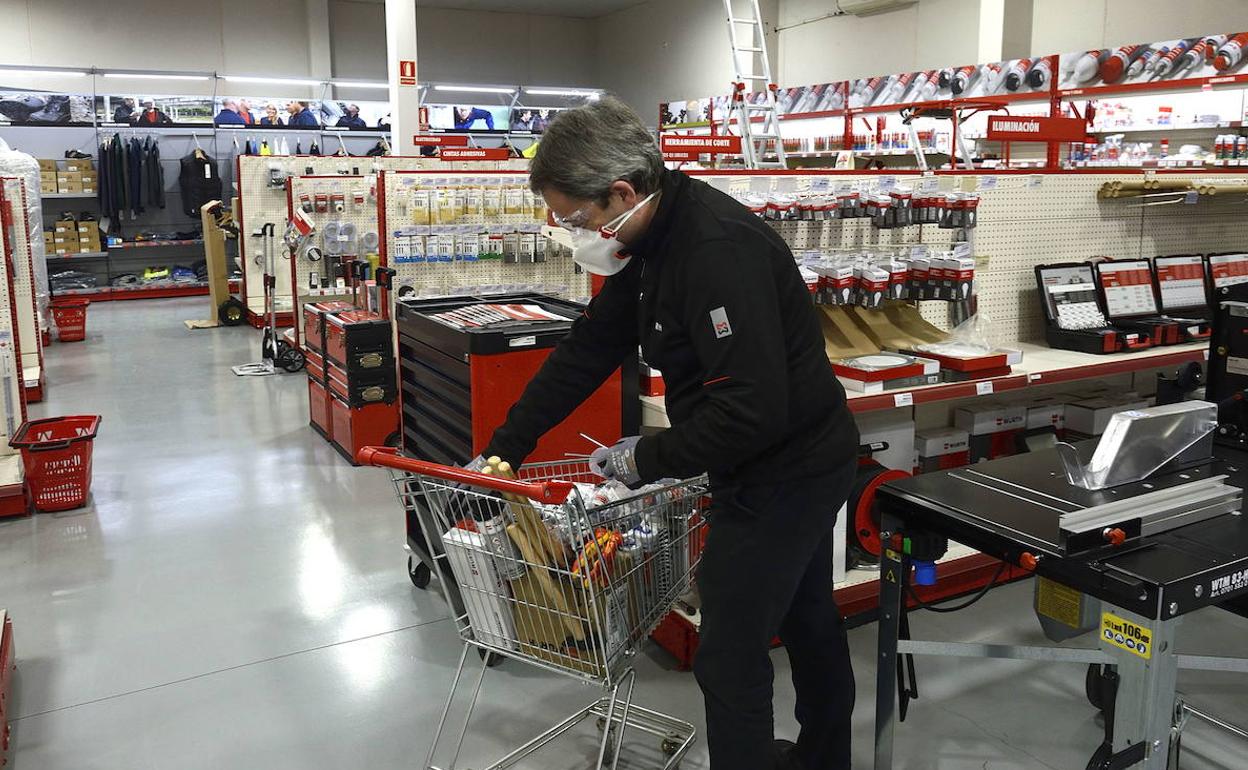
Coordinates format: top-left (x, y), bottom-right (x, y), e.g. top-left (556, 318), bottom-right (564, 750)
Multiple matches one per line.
top-left (872, 403), bottom-right (1248, 769)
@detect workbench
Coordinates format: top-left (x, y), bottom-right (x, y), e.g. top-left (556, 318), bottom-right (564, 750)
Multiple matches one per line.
top-left (873, 443), bottom-right (1248, 769)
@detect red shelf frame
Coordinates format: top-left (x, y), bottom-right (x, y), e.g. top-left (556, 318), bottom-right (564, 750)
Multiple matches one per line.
top-left (676, 54), bottom-right (1248, 172)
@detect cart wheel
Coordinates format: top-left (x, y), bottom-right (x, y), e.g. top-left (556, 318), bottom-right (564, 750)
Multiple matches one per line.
top-left (1085, 664), bottom-right (1105, 712)
top-left (478, 648), bottom-right (503, 667)
top-left (278, 347), bottom-right (306, 373)
top-left (1086, 742), bottom-right (1112, 770)
top-left (407, 555), bottom-right (432, 589)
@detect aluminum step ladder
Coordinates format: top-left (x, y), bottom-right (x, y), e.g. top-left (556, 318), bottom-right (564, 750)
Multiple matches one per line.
top-left (721, 0), bottom-right (787, 169)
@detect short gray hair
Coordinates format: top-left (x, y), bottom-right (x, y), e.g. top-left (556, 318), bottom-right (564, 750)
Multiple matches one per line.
top-left (528, 97), bottom-right (663, 205)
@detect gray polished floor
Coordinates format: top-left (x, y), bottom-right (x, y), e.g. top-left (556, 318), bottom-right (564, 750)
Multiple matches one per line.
top-left (1, 299), bottom-right (1245, 769)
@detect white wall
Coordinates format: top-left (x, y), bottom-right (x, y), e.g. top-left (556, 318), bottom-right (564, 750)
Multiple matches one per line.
top-left (593, 0), bottom-right (780, 122)
top-left (411, 7), bottom-right (597, 87)
top-left (778, 0), bottom-right (981, 86)
top-left (1030, 0), bottom-right (1248, 56)
top-left (0, 0), bottom-right (315, 95)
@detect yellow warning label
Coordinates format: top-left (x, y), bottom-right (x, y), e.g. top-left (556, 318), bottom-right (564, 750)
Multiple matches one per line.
top-left (884, 549), bottom-right (900, 562)
top-left (1036, 577), bottom-right (1083, 628)
top-left (884, 569), bottom-right (897, 584)
top-left (1101, 611), bottom-right (1153, 660)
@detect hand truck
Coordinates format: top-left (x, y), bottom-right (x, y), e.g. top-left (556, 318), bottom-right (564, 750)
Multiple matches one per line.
top-left (359, 447), bottom-right (708, 770)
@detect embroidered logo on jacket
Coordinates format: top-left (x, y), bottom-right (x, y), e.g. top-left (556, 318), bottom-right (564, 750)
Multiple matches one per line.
top-left (709, 307), bottom-right (732, 339)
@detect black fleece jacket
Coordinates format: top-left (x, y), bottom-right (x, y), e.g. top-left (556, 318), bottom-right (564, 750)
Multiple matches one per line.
top-left (485, 169), bottom-right (858, 486)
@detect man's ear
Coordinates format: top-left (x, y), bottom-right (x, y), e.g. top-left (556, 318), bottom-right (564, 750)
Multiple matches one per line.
top-left (608, 179), bottom-right (638, 207)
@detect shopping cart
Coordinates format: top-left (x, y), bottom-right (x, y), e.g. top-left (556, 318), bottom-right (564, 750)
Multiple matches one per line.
top-left (358, 447), bottom-right (708, 770)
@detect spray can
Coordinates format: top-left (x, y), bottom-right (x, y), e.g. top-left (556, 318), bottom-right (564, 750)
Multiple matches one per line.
top-left (860, 76), bottom-right (886, 104)
top-left (1071, 50), bottom-right (1108, 83)
top-left (981, 62), bottom-right (1005, 93)
top-left (1215, 33), bottom-right (1248, 71)
top-left (1178, 37), bottom-right (1223, 74)
top-left (918, 70), bottom-right (943, 101)
top-left (950, 65), bottom-right (979, 95)
top-left (1100, 45), bottom-right (1142, 83)
top-left (1126, 48), bottom-right (1157, 80)
top-left (1026, 58), bottom-right (1054, 88)
top-left (938, 68), bottom-right (953, 89)
top-left (881, 71), bottom-right (917, 104)
top-left (1153, 40), bottom-right (1195, 79)
top-left (1004, 58), bottom-right (1032, 91)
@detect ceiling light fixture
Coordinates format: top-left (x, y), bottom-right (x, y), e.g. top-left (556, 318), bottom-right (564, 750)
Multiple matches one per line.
top-left (433, 85), bottom-right (516, 94)
top-left (224, 75), bottom-right (325, 87)
top-left (330, 80), bottom-right (390, 90)
top-left (524, 88), bottom-right (602, 97)
top-left (102, 72), bottom-right (210, 81)
top-left (0, 68), bottom-right (87, 78)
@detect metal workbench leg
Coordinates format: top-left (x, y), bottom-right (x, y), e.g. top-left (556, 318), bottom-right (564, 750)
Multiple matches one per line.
top-left (1099, 607), bottom-right (1182, 769)
top-left (874, 512), bottom-right (906, 770)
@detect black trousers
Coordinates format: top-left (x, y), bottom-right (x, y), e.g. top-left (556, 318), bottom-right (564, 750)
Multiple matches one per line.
top-left (694, 468), bottom-right (857, 770)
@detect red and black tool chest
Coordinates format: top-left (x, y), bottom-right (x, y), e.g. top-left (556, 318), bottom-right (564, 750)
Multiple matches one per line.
top-left (303, 303), bottom-right (399, 461)
top-left (303, 300), bottom-right (354, 353)
top-left (394, 292), bottom-right (639, 466)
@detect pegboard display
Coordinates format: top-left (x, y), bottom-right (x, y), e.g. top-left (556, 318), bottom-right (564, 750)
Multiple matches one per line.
top-left (0, 178), bottom-right (41, 385)
top-left (287, 174), bottom-right (380, 342)
top-left (683, 170), bottom-right (1248, 347)
top-left (0, 203), bottom-right (26, 451)
top-left (380, 170), bottom-right (590, 302)
top-left (235, 155), bottom-right (528, 316)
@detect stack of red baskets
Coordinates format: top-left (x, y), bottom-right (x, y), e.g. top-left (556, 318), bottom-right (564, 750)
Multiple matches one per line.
top-left (10, 415), bottom-right (102, 512)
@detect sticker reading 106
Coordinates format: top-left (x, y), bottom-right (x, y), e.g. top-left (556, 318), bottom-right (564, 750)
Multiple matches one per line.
top-left (1101, 611), bottom-right (1152, 659)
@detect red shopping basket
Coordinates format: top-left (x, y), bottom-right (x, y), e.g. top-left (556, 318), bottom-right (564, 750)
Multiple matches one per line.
top-left (50, 298), bottom-right (90, 342)
top-left (10, 415), bottom-right (102, 512)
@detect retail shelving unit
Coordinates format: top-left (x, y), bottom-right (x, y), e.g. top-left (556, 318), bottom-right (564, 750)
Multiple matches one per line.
top-left (0, 178), bottom-right (46, 401)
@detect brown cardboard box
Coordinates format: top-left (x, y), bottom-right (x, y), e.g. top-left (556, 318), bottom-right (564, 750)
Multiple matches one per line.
top-left (58, 180), bottom-right (84, 194)
top-left (61, 159), bottom-right (93, 173)
top-left (53, 222), bottom-right (75, 235)
top-left (40, 180), bottom-right (57, 194)
top-left (56, 171), bottom-right (82, 184)
top-left (37, 159), bottom-right (57, 172)
top-left (40, 171), bottom-right (56, 184)
top-left (80, 170), bottom-right (98, 183)
top-left (76, 222), bottom-right (97, 236)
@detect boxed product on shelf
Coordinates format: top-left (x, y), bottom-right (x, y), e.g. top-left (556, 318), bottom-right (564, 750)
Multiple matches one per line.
top-left (954, 402), bottom-right (1027, 462)
top-left (856, 410), bottom-right (916, 473)
top-left (56, 172), bottom-right (83, 193)
top-left (1025, 395), bottom-right (1068, 435)
top-left (37, 159), bottom-right (56, 173)
top-left (915, 427), bottom-right (971, 472)
top-left (61, 158), bottom-right (93, 173)
top-left (39, 172), bottom-right (56, 194)
top-left (80, 171), bottom-right (98, 194)
top-left (832, 352), bottom-right (940, 394)
top-left (1064, 394), bottom-right (1150, 436)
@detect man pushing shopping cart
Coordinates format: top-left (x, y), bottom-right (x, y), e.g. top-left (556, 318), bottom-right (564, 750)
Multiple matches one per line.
top-left (364, 96), bottom-right (860, 770)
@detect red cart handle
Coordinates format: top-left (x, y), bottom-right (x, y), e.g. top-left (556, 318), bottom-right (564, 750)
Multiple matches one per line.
top-left (356, 446), bottom-right (576, 504)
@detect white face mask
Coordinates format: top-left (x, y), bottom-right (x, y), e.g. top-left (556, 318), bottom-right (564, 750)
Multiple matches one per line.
top-left (568, 192), bottom-right (658, 276)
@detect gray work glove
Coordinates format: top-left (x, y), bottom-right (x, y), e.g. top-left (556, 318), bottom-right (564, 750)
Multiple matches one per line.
top-left (589, 436), bottom-right (644, 489)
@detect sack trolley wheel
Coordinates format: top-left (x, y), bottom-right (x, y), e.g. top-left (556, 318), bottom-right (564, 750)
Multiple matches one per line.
top-left (217, 297), bottom-right (246, 326)
top-left (276, 344), bottom-right (306, 373)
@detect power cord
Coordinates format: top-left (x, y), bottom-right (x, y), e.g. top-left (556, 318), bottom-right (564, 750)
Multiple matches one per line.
top-left (903, 559), bottom-right (1010, 613)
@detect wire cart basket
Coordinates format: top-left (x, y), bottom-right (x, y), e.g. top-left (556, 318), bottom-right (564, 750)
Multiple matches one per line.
top-left (359, 447), bottom-right (709, 770)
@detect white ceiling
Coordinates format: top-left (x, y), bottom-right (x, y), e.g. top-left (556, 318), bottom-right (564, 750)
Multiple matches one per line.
top-left (409, 0), bottom-right (644, 18)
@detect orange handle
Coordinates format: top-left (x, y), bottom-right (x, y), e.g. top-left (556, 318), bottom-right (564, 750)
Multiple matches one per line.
top-left (356, 446), bottom-right (576, 504)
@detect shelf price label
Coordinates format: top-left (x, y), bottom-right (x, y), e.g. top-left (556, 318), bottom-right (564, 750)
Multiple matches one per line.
top-left (976, 381), bottom-right (995, 395)
top-left (893, 392), bottom-right (913, 407)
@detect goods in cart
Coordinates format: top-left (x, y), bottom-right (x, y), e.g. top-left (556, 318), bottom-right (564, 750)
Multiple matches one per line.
top-left (359, 447), bottom-right (707, 770)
